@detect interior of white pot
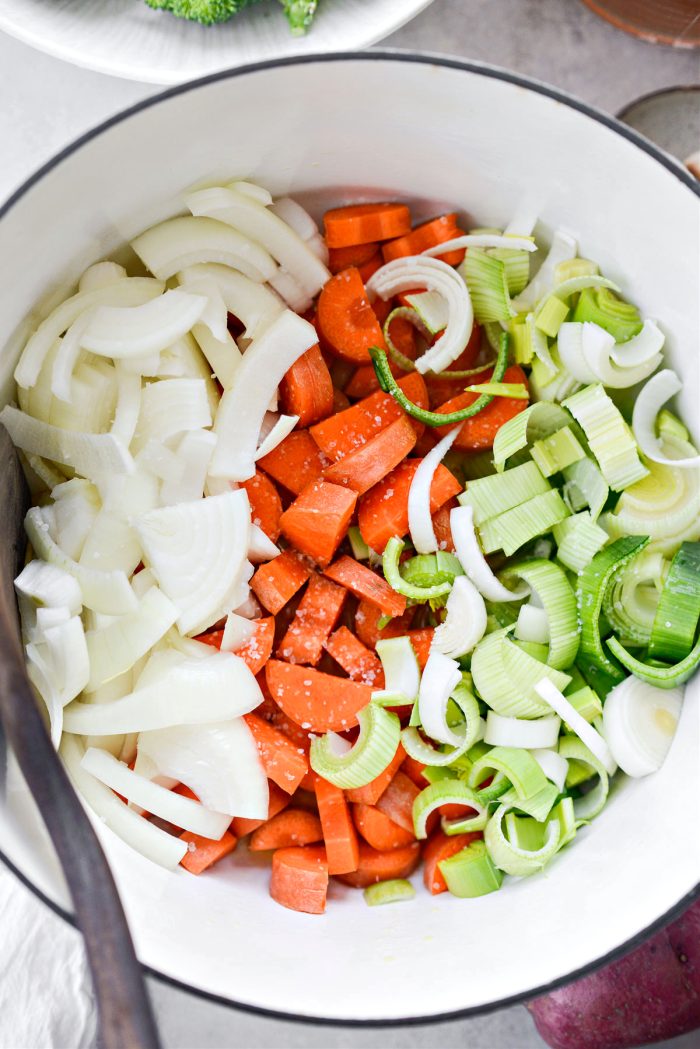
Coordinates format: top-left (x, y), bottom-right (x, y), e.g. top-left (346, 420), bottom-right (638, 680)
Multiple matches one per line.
top-left (0, 56), bottom-right (698, 1022)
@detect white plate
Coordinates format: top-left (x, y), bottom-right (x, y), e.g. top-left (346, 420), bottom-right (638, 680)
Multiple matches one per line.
top-left (0, 54), bottom-right (698, 1024)
top-left (0, 0), bottom-right (436, 84)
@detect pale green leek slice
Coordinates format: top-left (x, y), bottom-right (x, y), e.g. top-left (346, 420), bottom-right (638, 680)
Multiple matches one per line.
top-left (557, 737), bottom-right (610, 819)
top-left (471, 629), bottom-right (571, 718)
top-left (499, 559), bottom-right (579, 670)
top-left (554, 512), bottom-right (609, 573)
top-left (363, 879), bottom-right (415, 906)
top-left (309, 703), bottom-right (401, 789)
top-left (439, 840), bottom-right (503, 897)
top-left (484, 803), bottom-right (560, 876)
top-left (492, 402), bottom-right (571, 471)
top-left (459, 461), bottom-right (551, 523)
top-left (563, 384), bottom-right (647, 492)
top-left (478, 489), bottom-right (570, 557)
top-left (413, 779), bottom-right (488, 839)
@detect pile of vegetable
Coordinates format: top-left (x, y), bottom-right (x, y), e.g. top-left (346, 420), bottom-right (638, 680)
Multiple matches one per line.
top-left (144, 0), bottom-right (320, 34)
top-left (3, 178), bottom-right (699, 918)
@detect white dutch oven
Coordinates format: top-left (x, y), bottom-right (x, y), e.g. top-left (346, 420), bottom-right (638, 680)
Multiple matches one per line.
top-left (0, 54), bottom-right (698, 1025)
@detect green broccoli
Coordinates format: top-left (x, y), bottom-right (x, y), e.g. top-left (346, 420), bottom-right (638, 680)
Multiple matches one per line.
top-left (144, 0), bottom-right (319, 32)
top-left (280, 0), bottom-right (318, 35)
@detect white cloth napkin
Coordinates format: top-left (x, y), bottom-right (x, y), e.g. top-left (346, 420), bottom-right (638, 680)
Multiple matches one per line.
top-left (0, 865), bottom-right (96, 1049)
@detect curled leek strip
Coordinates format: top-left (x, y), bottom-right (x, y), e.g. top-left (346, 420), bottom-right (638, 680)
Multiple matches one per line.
top-left (309, 703), bottom-right (401, 789)
top-left (363, 880), bottom-right (415, 906)
top-left (382, 537), bottom-right (452, 601)
top-left (402, 682), bottom-right (482, 768)
top-left (382, 307), bottom-right (431, 372)
top-left (439, 840), bottom-right (504, 897)
top-left (484, 803), bottom-right (560, 877)
top-left (499, 559), bottom-right (579, 670)
top-left (372, 636), bottom-right (420, 707)
top-left (557, 737), bottom-right (610, 820)
top-left (648, 543), bottom-right (700, 663)
top-left (467, 745), bottom-right (548, 800)
top-left (607, 633), bottom-right (700, 690)
top-left (412, 778), bottom-right (489, 839)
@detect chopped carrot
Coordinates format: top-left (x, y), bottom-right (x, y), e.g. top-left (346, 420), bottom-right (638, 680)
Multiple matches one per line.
top-left (353, 803), bottom-right (415, 851)
top-left (279, 345), bottom-right (334, 428)
top-left (343, 315), bottom-right (419, 400)
top-left (231, 781), bottom-right (291, 837)
top-left (335, 841), bottom-right (421, 888)
top-left (323, 414), bottom-right (417, 495)
top-left (432, 499), bottom-right (458, 552)
top-left (243, 713), bottom-right (309, 794)
top-left (401, 755), bottom-right (429, 789)
top-left (265, 659), bottom-right (372, 733)
top-left (270, 846), bottom-right (329, 914)
top-left (240, 469), bottom-right (282, 542)
top-left (315, 778), bottom-right (360, 875)
top-left (316, 267), bottom-right (387, 364)
top-left (277, 574), bottom-right (347, 665)
top-left (323, 203), bottom-right (411, 248)
top-left (423, 830), bottom-right (482, 895)
top-left (323, 626), bottom-right (385, 687)
top-left (371, 296), bottom-right (393, 329)
top-left (424, 325), bottom-right (483, 407)
top-left (250, 549), bottom-right (311, 615)
top-left (354, 600), bottom-right (416, 650)
top-left (196, 617), bottom-right (275, 676)
top-left (249, 808), bottom-right (323, 851)
top-left (344, 362), bottom-right (395, 400)
top-left (375, 770), bottom-right (420, 833)
top-left (345, 743), bottom-right (405, 805)
top-left (333, 387), bottom-right (351, 413)
top-left (310, 373), bottom-right (428, 462)
top-left (357, 250), bottom-right (384, 284)
top-left (357, 458), bottom-right (462, 553)
top-left (406, 628), bottom-right (435, 670)
top-left (382, 213), bottom-right (466, 267)
top-left (279, 479), bottom-right (357, 567)
top-left (179, 830), bottom-right (237, 875)
top-left (435, 365), bottom-right (530, 450)
top-left (258, 430), bottom-right (329, 496)
top-left (324, 556), bottom-right (407, 618)
top-left (413, 427), bottom-right (439, 457)
top-left (328, 241), bottom-right (380, 274)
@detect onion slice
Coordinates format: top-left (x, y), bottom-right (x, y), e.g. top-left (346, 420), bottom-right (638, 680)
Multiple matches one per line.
top-left (602, 676), bottom-right (683, 777)
top-left (408, 425), bottom-right (462, 553)
top-left (511, 229), bottom-right (577, 313)
top-left (432, 576), bottom-right (487, 658)
top-left (131, 216), bottom-right (277, 283)
top-left (85, 586), bottom-right (177, 691)
top-left (530, 748), bottom-right (569, 792)
top-left (80, 289), bottom-right (207, 359)
top-left (484, 712), bottom-right (561, 749)
top-left (255, 412), bottom-right (299, 460)
top-left (610, 319), bottom-right (665, 367)
top-left (450, 505), bottom-right (527, 602)
top-left (417, 651), bottom-right (463, 747)
top-left (178, 263), bottom-right (284, 341)
top-left (632, 370), bottom-right (700, 469)
top-left (0, 405), bottom-right (133, 481)
top-left (534, 677), bottom-right (616, 775)
top-left (422, 234), bottom-right (537, 256)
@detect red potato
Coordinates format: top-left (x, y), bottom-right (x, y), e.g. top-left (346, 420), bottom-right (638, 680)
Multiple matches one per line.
top-left (528, 897), bottom-right (700, 1049)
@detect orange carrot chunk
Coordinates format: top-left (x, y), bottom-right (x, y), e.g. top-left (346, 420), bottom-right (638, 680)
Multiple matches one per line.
top-left (250, 550), bottom-right (311, 615)
top-left (375, 771), bottom-right (420, 834)
top-left (323, 626), bottom-right (385, 687)
top-left (316, 267), bottom-right (387, 364)
top-left (280, 345), bottom-right (334, 428)
top-left (279, 479), bottom-right (357, 567)
top-left (405, 628), bottom-right (435, 671)
top-left (435, 365), bottom-right (530, 450)
top-left (358, 459), bottom-right (462, 554)
top-left (323, 203), bottom-right (412, 249)
top-left (265, 659), bottom-right (372, 733)
top-left (277, 574), bottom-right (347, 665)
top-left (243, 713), bottom-right (310, 794)
top-left (335, 842), bottom-right (421, 888)
top-left (354, 600), bottom-right (415, 650)
top-left (322, 414), bottom-right (417, 495)
top-left (401, 755), bottom-right (430, 789)
top-left (240, 469), bottom-right (282, 542)
top-left (423, 830), bottom-right (482, 895)
top-left (353, 803), bottom-right (415, 851)
top-left (324, 556), bottom-right (407, 618)
top-left (196, 617), bottom-right (275, 677)
top-left (310, 373), bottom-right (428, 462)
top-left (382, 213), bottom-right (466, 267)
top-left (258, 430), bottom-right (329, 496)
top-left (315, 777), bottom-right (360, 875)
top-left (270, 846), bottom-right (329, 914)
top-left (179, 830), bottom-right (238, 875)
top-left (231, 781), bottom-right (291, 838)
top-left (328, 241), bottom-right (380, 274)
top-left (249, 808), bottom-right (323, 851)
top-left (345, 743), bottom-right (406, 806)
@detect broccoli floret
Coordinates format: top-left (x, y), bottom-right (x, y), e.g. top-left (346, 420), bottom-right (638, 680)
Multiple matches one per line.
top-left (280, 0), bottom-right (318, 35)
top-left (144, 0), bottom-right (261, 26)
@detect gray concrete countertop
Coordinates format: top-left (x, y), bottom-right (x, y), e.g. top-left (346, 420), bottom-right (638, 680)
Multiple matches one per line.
top-left (0, 2), bottom-right (698, 1047)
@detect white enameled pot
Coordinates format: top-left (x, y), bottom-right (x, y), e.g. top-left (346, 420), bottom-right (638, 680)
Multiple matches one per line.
top-left (0, 54), bottom-right (698, 1024)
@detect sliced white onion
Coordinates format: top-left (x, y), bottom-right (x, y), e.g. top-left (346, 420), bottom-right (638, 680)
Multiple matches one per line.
top-left (25, 506), bottom-right (137, 615)
top-left (268, 268), bottom-right (313, 313)
top-left (530, 747), bottom-right (569, 792)
top-left (131, 216), bottom-right (277, 283)
top-left (515, 604), bottom-right (550, 644)
top-left (405, 290), bottom-right (449, 334)
top-left (602, 676), bottom-right (683, 777)
top-left (255, 412), bottom-right (299, 461)
top-left (367, 256), bottom-right (474, 374)
top-left (432, 576), bottom-right (487, 658)
top-left (78, 261), bottom-right (128, 293)
top-left (610, 319), bottom-right (665, 367)
top-left (484, 711), bottom-right (561, 748)
top-left (136, 719), bottom-right (268, 820)
top-left (270, 196), bottom-right (328, 265)
top-left (14, 559), bottom-right (82, 616)
top-left (374, 636), bottom-right (421, 704)
top-left (187, 185), bottom-right (329, 299)
top-left (50, 311), bottom-right (95, 403)
top-left (132, 378), bottom-right (211, 453)
top-left (511, 229), bottom-right (577, 313)
top-left (423, 234), bottom-right (537, 257)
top-left (78, 509), bottom-right (142, 577)
top-left (63, 650), bottom-right (262, 735)
top-left (138, 440), bottom-right (183, 483)
top-left (221, 612), bottom-right (256, 652)
top-left (527, 311), bottom-right (558, 375)
top-left (534, 678), bottom-right (616, 775)
top-left (80, 289), bottom-right (207, 360)
top-left (178, 263), bottom-right (284, 342)
top-left (25, 642), bottom-right (64, 747)
top-left (417, 651), bottom-right (463, 747)
top-left (81, 747), bottom-right (232, 839)
top-left (51, 478), bottom-right (100, 561)
top-left (160, 429), bottom-right (217, 506)
top-left (248, 524), bottom-right (279, 563)
top-left (234, 592), bottom-right (262, 620)
top-left (210, 310), bottom-right (317, 481)
top-left (230, 180), bottom-right (273, 206)
top-left (450, 505), bottom-right (528, 602)
top-left (504, 204), bottom-right (540, 237)
top-left (41, 614), bottom-right (90, 705)
top-left (61, 734), bottom-right (187, 869)
top-left (34, 605), bottom-right (71, 633)
top-left (110, 365), bottom-right (142, 447)
top-left (0, 405), bottom-right (133, 481)
top-left (563, 321), bottom-right (662, 389)
top-left (409, 425), bottom-right (462, 553)
top-left (134, 489), bottom-right (250, 635)
top-left (191, 323), bottom-right (241, 391)
top-left (632, 370), bottom-right (700, 469)
top-left (14, 277), bottom-right (164, 390)
top-left (558, 322), bottom-right (603, 384)
top-left (85, 586), bottom-right (177, 691)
